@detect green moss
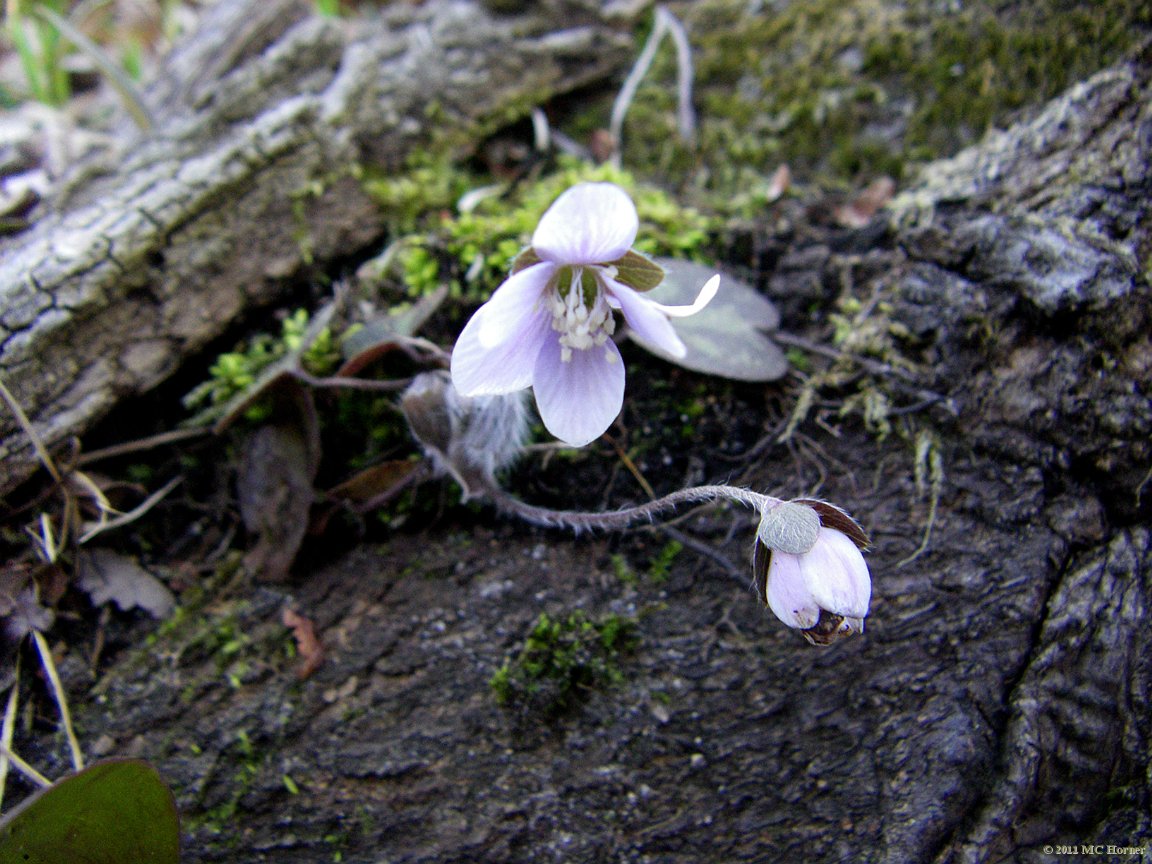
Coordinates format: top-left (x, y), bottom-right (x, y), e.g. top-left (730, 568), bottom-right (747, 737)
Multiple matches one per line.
top-left (183, 309), bottom-right (340, 417)
top-left (646, 540), bottom-right (682, 585)
top-left (490, 610), bottom-right (638, 717)
top-left (612, 0), bottom-right (1151, 192)
top-left (363, 155), bottom-right (716, 303)
top-left (187, 728), bottom-right (266, 838)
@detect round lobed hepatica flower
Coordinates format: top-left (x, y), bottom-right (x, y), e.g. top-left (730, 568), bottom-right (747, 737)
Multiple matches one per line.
top-left (450, 182), bottom-right (718, 447)
top-left (753, 499), bottom-right (872, 646)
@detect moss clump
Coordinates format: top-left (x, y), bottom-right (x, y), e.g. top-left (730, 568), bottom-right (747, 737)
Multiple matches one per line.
top-left (183, 309), bottom-right (340, 417)
top-left (490, 610), bottom-right (638, 718)
top-left (363, 155), bottom-right (716, 302)
top-left (614, 0), bottom-right (1151, 193)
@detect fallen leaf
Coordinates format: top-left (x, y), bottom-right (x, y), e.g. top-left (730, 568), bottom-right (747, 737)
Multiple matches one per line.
top-left (324, 460), bottom-right (423, 511)
top-left (627, 258), bottom-right (789, 382)
top-left (282, 608), bottom-right (324, 679)
top-left (0, 759), bottom-right (179, 864)
top-left (765, 164), bottom-right (791, 203)
top-left (335, 286), bottom-right (449, 377)
top-left (237, 380), bottom-right (320, 582)
top-left (833, 176), bottom-right (896, 228)
top-left (76, 549), bottom-right (175, 619)
top-left (1, 588), bottom-right (54, 642)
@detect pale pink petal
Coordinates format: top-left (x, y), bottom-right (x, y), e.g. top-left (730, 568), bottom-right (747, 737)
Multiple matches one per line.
top-left (532, 183), bottom-right (638, 265)
top-left (451, 304), bottom-right (551, 396)
top-left (476, 262), bottom-right (556, 348)
top-left (765, 551), bottom-right (821, 630)
top-left (532, 336), bottom-right (625, 446)
top-left (606, 277), bottom-right (686, 359)
top-left (803, 528), bottom-right (871, 619)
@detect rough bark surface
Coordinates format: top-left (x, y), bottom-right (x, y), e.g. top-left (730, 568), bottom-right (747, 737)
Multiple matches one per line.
top-left (7, 12), bottom-right (1152, 864)
top-left (0, 0), bottom-right (638, 494)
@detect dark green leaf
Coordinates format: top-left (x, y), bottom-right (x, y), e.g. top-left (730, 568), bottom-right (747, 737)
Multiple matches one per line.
top-left (608, 249), bottom-right (664, 292)
top-left (627, 258), bottom-right (789, 382)
top-left (0, 759), bottom-right (180, 864)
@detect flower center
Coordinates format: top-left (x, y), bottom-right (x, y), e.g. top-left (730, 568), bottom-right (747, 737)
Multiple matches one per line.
top-left (548, 266), bottom-right (616, 363)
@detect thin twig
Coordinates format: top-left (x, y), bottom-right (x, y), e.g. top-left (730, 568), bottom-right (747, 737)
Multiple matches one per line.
top-left (611, 441), bottom-right (656, 500)
top-left (897, 484), bottom-right (938, 568)
top-left (77, 427), bottom-right (211, 466)
top-left (773, 330), bottom-right (957, 414)
top-left (609, 6), bottom-right (697, 166)
top-left (0, 670), bottom-right (21, 809)
top-left (78, 475), bottom-right (183, 543)
top-left (0, 375), bottom-right (61, 483)
top-left (0, 743), bottom-right (52, 790)
top-left (31, 631), bottom-right (84, 773)
top-left (658, 524), bottom-right (747, 586)
top-left (289, 370), bottom-right (414, 393)
top-left (31, 5), bottom-right (155, 130)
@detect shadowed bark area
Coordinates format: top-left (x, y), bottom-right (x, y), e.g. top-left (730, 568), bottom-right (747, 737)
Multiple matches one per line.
top-left (0, 0), bottom-right (638, 494)
top-left (3, 6), bottom-right (1149, 864)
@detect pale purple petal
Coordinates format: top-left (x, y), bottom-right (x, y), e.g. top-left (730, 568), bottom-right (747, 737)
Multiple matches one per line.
top-left (765, 551), bottom-right (821, 630)
top-left (606, 277), bottom-right (686, 359)
top-left (476, 261), bottom-right (556, 348)
top-left (532, 336), bottom-right (625, 446)
top-left (532, 183), bottom-right (639, 265)
top-left (451, 304), bottom-right (551, 396)
top-left (802, 528), bottom-right (871, 619)
top-left (651, 274), bottom-right (720, 318)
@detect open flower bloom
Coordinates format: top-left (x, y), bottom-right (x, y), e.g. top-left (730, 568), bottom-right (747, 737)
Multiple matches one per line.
top-left (451, 182), bottom-right (719, 447)
top-left (753, 500), bottom-right (871, 645)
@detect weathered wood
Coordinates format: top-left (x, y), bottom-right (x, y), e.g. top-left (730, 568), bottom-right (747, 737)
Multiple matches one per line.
top-left (0, 0), bottom-right (639, 494)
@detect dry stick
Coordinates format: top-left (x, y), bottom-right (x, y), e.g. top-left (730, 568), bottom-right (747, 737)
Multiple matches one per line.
top-left (772, 331), bottom-right (957, 414)
top-left (608, 5), bottom-right (696, 167)
top-left (77, 427), bottom-right (211, 466)
top-left (78, 474), bottom-right (184, 543)
top-left (658, 524), bottom-right (748, 586)
top-left (31, 631), bottom-right (84, 773)
top-left (0, 743), bottom-right (52, 791)
top-left (0, 671), bottom-right (21, 809)
top-left (0, 375), bottom-right (61, 484)
top-left (31, 5), bottom-right (155, 130)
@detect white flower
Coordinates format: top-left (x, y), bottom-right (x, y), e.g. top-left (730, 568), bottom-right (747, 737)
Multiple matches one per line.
top-left (450, 182), bottom-right (718, 447)
top-left (753, 501), bottom-right (872, 645)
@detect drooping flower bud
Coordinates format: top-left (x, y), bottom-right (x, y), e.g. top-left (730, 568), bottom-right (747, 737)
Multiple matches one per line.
top-left (753, 499), bottom-right (871, 646)
top-left (401, 370), bottom-right (528, 500)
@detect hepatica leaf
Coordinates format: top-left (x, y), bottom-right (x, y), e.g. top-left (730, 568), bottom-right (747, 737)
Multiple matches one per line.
top-left (627, 258), bottom-right (789, 382)
top-left (0, 759), bottom-right (180, 863)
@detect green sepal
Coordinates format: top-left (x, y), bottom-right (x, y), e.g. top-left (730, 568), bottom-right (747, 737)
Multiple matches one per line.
top-left (510, 246), bottom-right (541, 274)
top-left (607, 250), bottom-right (665, 292)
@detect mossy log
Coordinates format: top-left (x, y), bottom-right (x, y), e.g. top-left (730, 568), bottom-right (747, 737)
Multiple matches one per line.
top-left (0, 0), bottom-right (638, 495)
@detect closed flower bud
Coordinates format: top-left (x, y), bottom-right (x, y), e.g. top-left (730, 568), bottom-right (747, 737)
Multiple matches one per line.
top-left (401, 370), bottom-right (528, 499)
top-left (753, 500), bottom-right (871, 646)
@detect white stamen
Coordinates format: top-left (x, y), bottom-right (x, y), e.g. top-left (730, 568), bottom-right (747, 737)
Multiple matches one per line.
top-left (550, 265), bottom-right (617, 362)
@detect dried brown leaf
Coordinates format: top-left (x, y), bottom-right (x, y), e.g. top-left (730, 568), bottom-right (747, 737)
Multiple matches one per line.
top-left (833, 176), bottom-right (896, 228)
top-left (282, 607), bottom-right (324, 679)
top-left (76, 549), bottom-right (175, 619)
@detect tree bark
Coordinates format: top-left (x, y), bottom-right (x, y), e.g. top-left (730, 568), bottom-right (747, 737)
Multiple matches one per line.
top-left (0, 0), bottom-right (638, 494)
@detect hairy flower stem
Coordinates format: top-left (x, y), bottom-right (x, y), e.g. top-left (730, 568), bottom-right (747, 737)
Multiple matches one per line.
top-left (481, 483), bottom-right (782, 534)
